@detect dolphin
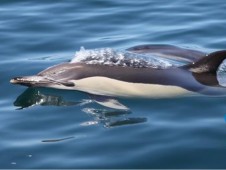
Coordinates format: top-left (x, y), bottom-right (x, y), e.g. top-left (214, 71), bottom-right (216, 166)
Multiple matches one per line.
top-left (10, 44), bottom-right (226, 98)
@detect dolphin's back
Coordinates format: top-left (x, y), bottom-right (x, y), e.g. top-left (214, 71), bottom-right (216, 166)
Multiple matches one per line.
top-left (127, 44), bottom-right (206, 63)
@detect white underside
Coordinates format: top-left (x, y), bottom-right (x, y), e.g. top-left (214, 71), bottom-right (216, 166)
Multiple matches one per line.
top-left (51, 76), bottom-right (193, 98)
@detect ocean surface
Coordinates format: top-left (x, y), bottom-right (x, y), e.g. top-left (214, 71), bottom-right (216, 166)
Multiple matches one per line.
top-left (1, 0), bottom-right (226, 168)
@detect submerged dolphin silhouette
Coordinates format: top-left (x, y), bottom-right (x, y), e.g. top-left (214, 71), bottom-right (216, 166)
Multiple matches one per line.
top-left (10, 45), bottom-right (226, 98)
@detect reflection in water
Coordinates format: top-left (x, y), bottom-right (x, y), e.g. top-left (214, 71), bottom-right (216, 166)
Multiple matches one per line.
top-left (14, 88), bottom-right (147, 128)
top-left (107, 117), bottom-right (147, 127)
top-left (14, 88), bottom-right (82, 109)
top-left (42, 136), bottom-right (75, 143)
top-left (82, 108), bottom-right (147, 128)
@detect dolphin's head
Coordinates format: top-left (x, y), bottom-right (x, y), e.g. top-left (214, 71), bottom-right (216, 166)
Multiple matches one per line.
top-left (10, 75), bottom-right (75, 88)
top-left (10, 63), bottom-right (79, 88)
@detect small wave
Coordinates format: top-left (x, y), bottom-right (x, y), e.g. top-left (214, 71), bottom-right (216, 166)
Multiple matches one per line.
top-left (71, 47), bottom-right (184, 69)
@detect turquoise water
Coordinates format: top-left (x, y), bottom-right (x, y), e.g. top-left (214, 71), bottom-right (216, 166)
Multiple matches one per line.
top-left (1, 0), bottom-right (226, 168)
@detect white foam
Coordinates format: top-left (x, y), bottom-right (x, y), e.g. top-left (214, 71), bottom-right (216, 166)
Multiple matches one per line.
top-left (217, 59), bottom-right (226, 87)
top-left (71, 47), bottom-right (184, 69)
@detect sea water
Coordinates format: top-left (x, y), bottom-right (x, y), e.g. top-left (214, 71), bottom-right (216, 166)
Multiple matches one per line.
top-left (1, 0), bottom-right (226, 168)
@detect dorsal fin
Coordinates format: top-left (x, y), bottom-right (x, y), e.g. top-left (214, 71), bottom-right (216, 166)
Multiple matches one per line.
top-left (184, 50), bottom-right (226, 74)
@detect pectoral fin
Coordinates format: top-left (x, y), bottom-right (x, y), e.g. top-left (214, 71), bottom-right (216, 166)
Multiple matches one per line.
top-left (89, 95), bottom-right (129, 110)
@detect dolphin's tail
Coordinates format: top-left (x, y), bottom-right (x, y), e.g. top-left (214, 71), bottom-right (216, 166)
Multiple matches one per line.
top-left (183, 50), bottom-right (226, 74)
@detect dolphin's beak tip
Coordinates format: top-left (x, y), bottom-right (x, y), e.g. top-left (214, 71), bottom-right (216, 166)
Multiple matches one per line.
top-left (10, 76), bottom-right (34, 86)
top-left (10, 79), bottom-right (15, 84)
top-left (10, 75), bottom-right (48, 87)
top-left (10, 77), bottom-right (19, 84)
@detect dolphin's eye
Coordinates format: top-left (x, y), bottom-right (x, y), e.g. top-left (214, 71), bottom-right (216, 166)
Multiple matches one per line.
top-left (62, 82), bottom-right (75, 87)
